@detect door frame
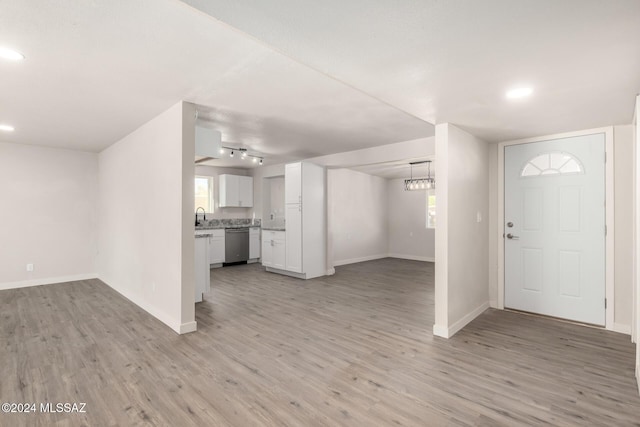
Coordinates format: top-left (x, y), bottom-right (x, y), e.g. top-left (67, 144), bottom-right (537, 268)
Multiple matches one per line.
top-left (497, 126), bottom-right (615, 330)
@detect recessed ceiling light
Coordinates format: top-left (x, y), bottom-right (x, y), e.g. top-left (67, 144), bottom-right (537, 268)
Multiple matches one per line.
top-left (0, 124), bottom-right (15, 132)
top-left (0, 47), bottom-right (25, 61)
top-left (506, 87), bottom-right (533, 99)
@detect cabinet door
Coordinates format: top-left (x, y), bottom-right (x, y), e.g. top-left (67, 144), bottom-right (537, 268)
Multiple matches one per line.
top-left (285, 162), bottom-right (302, 204)
top-left (261, 231), bottom-right (273, 267)
top-left (273, 234), bottom-right (286, 270)
top-left (219, 175), bottom-right (239, 207)
top-left (238, 176), bottom-right (254, 207)
top-left (285, 205), bottom-right (302, 273)
top-left (209, 234), bottom-right (225, 264)
top-left (249, 229), bottom-right (260, 259)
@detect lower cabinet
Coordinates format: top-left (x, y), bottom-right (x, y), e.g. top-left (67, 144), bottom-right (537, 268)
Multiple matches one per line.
top-left (261, 230), bottom-right (285, 268)
top-left (249, 227), bottom-right (260, 259)
top-left (194, 236), bottom-right (210, 303)
top-left (208, 229), bottom-right (225, 264)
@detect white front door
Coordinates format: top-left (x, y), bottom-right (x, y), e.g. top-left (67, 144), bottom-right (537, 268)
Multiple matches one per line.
top-left (504, 133), bottom-right (605, 325)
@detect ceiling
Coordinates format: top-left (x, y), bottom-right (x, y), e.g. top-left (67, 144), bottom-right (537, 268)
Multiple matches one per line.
top-left (183, 0), bottom-right (640, 142)
top-left (1, 1), bottom-right (638, 167)
top-left (348, 157), bottom-right (435, 180)
top-left (0, 0), bottom-right (431, 161)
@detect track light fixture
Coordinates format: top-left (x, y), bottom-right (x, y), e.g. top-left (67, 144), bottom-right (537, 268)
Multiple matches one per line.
top-left (404, 160), bottom-right (435, 191)
top-left (220, 146), bottom-right (264, 165)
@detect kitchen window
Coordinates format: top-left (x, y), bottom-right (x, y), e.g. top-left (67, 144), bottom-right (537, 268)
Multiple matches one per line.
top-left (426, 191), bottom-right (436, 229)
top-left (195, 175), bottom-right (214, 213)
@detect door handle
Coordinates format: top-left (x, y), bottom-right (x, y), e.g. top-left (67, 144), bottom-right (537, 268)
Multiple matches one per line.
top-left (506, 233), bottom-right (520, 240)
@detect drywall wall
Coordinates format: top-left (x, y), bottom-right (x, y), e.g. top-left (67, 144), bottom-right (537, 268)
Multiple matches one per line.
top-left (195, 165), bottom-right (251, 218)
top-left (98, 101), bottom-right (196, 334)
top-left (614, 125), bottom-right (634, 331)
top-left (0, 142), bottom-right (98, 289)
top-left (387, 178), bottom-right (435, 261)
top-left (634, 95), bottom-right (639, 392)
top-left (248, 163), bottom-right (286, 220)
top-left (434, 123), bottom-right (490, 338)
top-left (328, 168), bottom-right (388, 266)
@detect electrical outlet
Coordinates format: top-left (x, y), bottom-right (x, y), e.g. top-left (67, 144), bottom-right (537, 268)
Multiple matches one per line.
top-left (26, 263), bottom-right (34, 272)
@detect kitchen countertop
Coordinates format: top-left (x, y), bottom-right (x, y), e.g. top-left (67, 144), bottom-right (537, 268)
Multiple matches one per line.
top-left (195, 224), bottom-right (260, 230)
top-left (262, 227), bottom-right (286, 231)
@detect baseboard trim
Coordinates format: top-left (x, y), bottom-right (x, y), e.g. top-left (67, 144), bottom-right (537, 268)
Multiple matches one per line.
top-left (432, 324), bottom-right (449, 338)
top-left (611, 323), bottom-right (632, 335)
top-left (434, 301), bottom-right (490, 339)
top-left (489, 300), bottom-right (498, 308)
top-left (97, 276), bottom-right (191, 335)
top-left (179, 321), bottom-right (198, 334)
top-left (333, 254), bottom-right (387, 267)
top-left (0, 273), bottom-right (98, 291)
top-left (637, 363), bottom-right (640, 395)
top-left (326, 268), bottom-right (336, 276)
top-left (387, 253), bottom-right (435, 262)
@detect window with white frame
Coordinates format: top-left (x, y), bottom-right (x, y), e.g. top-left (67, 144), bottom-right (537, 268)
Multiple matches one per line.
top-left (426, 190), bottom-right (436, 229)
top-left (195, 175), bottom-right (214, 213)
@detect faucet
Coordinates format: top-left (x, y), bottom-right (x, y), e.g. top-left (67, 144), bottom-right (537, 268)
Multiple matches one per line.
top-left (195, 207), bottom-right (206, 226)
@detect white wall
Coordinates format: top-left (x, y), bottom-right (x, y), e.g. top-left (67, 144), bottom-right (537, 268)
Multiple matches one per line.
top-left (434, 123), bottom-right (490, 338)
top-left (98, 101), bottom-right (196, 334)
top-left (329, 168), bottom-right (388, 266)
top-left (387, 178), bottom-right (435, 261)
top-left (195, 165), bottom-right (251, 218)
top-left (634, 95), bottom-right (639, 392)
top-left (249, 163), bottom-right (286, 220)
top-left (0, 143), bottom-right (98, 289)
top-left (614, 125), bottom-right (634, 331)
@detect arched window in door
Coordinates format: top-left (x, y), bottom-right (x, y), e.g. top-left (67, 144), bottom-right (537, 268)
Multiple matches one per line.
top-left (521, 152), bottom-right (584, 177)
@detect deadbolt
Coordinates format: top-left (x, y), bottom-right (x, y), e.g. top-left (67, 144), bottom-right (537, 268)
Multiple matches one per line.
top-left (507, 222), bottom-right (514, 228)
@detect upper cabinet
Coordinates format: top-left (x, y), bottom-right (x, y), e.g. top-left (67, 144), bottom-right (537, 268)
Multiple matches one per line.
top-left (285, 162), bottom-right (302, 204)
top-left (195, 126), bottom-right (222, 162)
top-left (219, 174), bottom-right (253, 207)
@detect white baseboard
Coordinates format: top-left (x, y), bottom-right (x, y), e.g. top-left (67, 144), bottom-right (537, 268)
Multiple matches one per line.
top-left (97, 276), bottom-right (192, 335)
top-left (489, 300), bottom-right (498, 308)
top-left (432, 324), bottom-right (449, 338)
top-left (326, 268), bottom-right (336, 276)
top-left (637, 363), bottom-right (640, 395)
top-left (0, 273), bottom-right (98, 291)
top-left (333, 254), bottom-right (387, 267)
top-left (433, 301), bottom-right (490, 339)
top-left (611, 323), bottom-right (632, 335)
top-left (179, 321), bottom-right (197, 334)
top-left (387, 253), bottom-right (435, 262)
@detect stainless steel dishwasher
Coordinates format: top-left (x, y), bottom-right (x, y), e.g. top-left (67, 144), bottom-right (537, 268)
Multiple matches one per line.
top-left (225, 227), bottom-right (250, 264)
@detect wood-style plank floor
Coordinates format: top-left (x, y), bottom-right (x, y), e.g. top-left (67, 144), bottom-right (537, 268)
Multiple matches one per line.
top-left (1, 258), bottom-right (639, 426)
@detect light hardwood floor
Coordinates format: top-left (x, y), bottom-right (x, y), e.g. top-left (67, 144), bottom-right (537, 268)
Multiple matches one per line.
top-left (1, 258), bottom-right (639, 426)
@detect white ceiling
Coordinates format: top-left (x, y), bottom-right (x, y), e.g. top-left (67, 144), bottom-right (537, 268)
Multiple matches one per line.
top-left (2, 1), bottom-right (638, 166)
top-left (348, 158), bottom-right (435, 180)
top-left (183, 0), bottom-right (640, 142)
top-left (0, 0), bottom-right (432, 160)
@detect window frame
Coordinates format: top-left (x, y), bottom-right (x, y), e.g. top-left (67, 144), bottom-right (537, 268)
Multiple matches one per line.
top-left (195, 175), bottom-right (215, 214)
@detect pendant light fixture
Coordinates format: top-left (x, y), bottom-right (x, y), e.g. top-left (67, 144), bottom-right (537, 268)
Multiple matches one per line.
top-left (404, 160), bottom-right (435, 191)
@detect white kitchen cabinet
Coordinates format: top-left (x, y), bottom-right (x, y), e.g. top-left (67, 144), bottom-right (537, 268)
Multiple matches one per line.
top-left (272, 231), bottom-right (286, 270)
top-left (249, 227), bottom-right (260, 260)
top-left (194, 236), bottom-right (210, 303)
top-left (208, 229), bottom-right (225, 264)
top-left (261, 230), bottom-right (285, 268)
top-left (219, 174), bottom-right (253, 207)
top-left (285, 162), bottom-right (302, 204)
top-left (273, 161), bottom-right (325, 279)
top-left (285, 204), bottom-right (302, 273)
top-left (261, 231), bottom-right (273, 267)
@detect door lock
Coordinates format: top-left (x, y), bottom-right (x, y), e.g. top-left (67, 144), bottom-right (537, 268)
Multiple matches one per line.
top-left (507, 222), bottom-right (514, 228)
top-left (506, 233), bottom-right (519, 240)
